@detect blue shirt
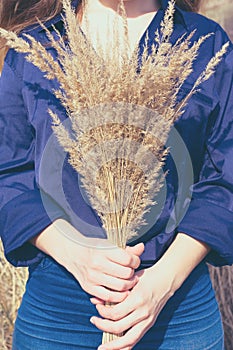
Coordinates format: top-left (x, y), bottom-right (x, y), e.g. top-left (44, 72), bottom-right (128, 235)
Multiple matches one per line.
top-left (1, 0), bottom-right (233, 267)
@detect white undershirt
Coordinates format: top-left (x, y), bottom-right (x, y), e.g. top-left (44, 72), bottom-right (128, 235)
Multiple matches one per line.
top-left (81, 0), bottom-right (157, 58)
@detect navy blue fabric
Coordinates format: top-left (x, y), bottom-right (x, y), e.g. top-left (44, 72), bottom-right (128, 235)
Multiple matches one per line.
top-left (1, 0), bottom-right (233, 267)
top-left (12, 259), bottom-right (224, 349)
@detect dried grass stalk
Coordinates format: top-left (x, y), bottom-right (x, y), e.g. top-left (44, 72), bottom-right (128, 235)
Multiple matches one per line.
top-left (0, 0), bottom-right (229, 344)
top-left (0, 242), bottom-right (27, 350)
top-left (209, 265), bottom-right (233, 350)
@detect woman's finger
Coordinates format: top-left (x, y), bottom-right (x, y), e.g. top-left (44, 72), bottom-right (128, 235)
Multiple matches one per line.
top-left (98, 273), bottom-right (139, 292)
top-left (97, 320), bottom-right (151, 350)
top-left (90, 308), bottom-right (145, 335)
top-left (92, 258), bottom-right (134, 280)
top-left (90, 297), bottom-right (105, 305)
top-left (91, 286), bottom-right (130, 304)
top-left (107, 248), bottom-right (141, 270)
top-left (125, 243), bottom-right (145, 257)
top-left (95, 287), bottom-right (142, 321)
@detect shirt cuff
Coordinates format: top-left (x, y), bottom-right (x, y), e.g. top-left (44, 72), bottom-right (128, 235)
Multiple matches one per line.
top-left (177, 198), bottom-right (233, 266)
top-left (0, 189), bottom-right (68, 267)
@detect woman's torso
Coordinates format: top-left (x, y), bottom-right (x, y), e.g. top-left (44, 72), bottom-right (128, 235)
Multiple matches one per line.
top-left (2, 1), bottom-right (232, 266)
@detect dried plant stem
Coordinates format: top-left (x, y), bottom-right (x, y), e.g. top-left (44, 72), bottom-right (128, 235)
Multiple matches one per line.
top-left (102, 323), bottom-right (123, 344)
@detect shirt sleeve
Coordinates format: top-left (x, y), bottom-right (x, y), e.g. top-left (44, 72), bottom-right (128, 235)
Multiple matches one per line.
top-left (0, 52), bottom-right (68, 267)
top-left (177, 48), bottom-right (233, 266)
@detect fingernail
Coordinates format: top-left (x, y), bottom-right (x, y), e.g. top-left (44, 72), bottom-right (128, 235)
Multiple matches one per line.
top-left (134, 275), bottom-right (139, 282)
top-left (90, 317), bottom-right (95, 324)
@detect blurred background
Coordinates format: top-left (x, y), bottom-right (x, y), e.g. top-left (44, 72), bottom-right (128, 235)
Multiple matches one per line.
top-left (201, 0), bottom-right (233, 40)
top-left (1, 1), bottom-right (233, 349)
top-left (200, 2), bottom-right (233, 349)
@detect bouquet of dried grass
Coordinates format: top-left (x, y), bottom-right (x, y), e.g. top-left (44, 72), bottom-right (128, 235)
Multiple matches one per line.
top-left (0, 0), bottom-right (228, 344)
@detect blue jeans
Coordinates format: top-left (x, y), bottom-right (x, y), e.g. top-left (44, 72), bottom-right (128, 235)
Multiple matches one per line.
top-left (13, 257), bottom-right (224, 349)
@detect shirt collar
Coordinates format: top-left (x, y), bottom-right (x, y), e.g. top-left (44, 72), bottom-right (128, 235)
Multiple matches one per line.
top-left (161, 0), bottom-right (170, 8)
top-left (38, 0), bottom-right (79, 32)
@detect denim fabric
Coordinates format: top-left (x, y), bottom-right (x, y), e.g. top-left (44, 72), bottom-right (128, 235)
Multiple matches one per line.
top-left (1, 1), bottom-right (233, 269)
top-left (12, 258), bottom-right (224, 350)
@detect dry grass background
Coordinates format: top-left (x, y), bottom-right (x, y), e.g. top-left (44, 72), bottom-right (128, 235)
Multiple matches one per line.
top-left (209, 265), bottom-right (233, 349)
top-left (0, 242), bottom-right (28, 350)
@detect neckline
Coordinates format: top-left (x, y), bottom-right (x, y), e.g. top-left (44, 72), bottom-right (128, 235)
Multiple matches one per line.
top-left (84, 0), bottom-right (159, 19)
top-left (126, 11), bottom-right (159, 56)
top-left (136, 9), bottom-right (163, 52)
top-left (40, 0), bottom-right (187, 35)
top-left (81, 4), bottom-right (161, 59)
top-left (127, 11), bottom-right (158, 22)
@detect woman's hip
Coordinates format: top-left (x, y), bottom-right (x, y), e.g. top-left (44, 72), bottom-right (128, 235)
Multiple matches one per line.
top-left (13, 257), bottom-right (224, 349)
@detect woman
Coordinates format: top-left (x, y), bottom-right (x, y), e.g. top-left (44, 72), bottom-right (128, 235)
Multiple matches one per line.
top-left (0, 1), bottom-right (233, 349)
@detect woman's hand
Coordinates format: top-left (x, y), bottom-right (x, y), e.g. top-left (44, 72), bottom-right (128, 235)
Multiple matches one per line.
top-left (90, 262), bottom-right (175, 350)
top-left (31, 219), bottom-right (145, 304)
top-left (90, 233), bottom-right (210, 350)
top-left (62, 237), bottom-right (145, 304)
